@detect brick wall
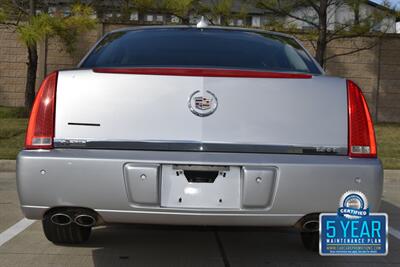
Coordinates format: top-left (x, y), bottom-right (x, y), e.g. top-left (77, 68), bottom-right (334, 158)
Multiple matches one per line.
top-left (326, 39), bottom-right (380, 119)
top-left (0, 28), bottom-right (28, 107)
top-left (378, 36), bottom-right (400, 122)
top-left (0, 23), bottom-right (399, 122)
top-left (45, 26), bottom-right (100, 74)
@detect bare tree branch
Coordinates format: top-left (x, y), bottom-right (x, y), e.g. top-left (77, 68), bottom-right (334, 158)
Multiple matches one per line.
top-left (257, 2), bottom-right (319, 28)
top-left (304, 0), bottom-right (320, 13)
top-left (0, 21), bottom-right (18, 27)
top-left (325, 23), bottom-right (354, 42)
top-left (308, 38), bottom-right (317, 51)
top-left (325, 41), bottom-right (378, 61)
top-left (11, 0), bottom-right (28, 15)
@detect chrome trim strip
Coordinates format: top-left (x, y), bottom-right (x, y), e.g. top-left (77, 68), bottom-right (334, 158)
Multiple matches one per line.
top-left (95, 208), bottom-right (305, 217)
top-left (68, 122), bottom-right (101, 127)
top-left (21, 205), bottom-right (50, 209)
top-left (54, 139), bottom-right (347, 155)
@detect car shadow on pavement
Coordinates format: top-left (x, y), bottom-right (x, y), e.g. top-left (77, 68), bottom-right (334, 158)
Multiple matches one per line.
top-left (381, 201), bottom-right (400, 229)
top-left (89, 224), bottom-right (225, 267)
top-left (83, 199), bottom-right (400, 267)
top-left (80, 223), bottom-right (399, 267)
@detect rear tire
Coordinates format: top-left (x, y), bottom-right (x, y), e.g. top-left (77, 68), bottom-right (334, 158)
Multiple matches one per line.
top-left (300, 231), bottom-right (319, 252)
top-left (42, 214), bottom-right (91, 244)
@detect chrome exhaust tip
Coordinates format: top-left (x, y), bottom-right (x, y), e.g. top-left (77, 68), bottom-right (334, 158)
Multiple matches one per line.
top-left (74, 214), bottom-right (96, 227)
top-left (50, 213), bottom-right (72, 226)
top-left (302, 220), bottom-right (319, 232)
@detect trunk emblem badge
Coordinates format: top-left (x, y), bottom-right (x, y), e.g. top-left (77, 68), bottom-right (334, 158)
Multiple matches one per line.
top-left (188, 90), bottom-right (218, 117)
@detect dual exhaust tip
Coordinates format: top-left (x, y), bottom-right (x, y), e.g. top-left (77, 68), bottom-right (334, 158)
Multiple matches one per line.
top-left (50, 211), bottom-right (97, 227)
top-left (297, 213), bottom-right (320, 232)
top-left (302, 220), bottom-right (319, 232)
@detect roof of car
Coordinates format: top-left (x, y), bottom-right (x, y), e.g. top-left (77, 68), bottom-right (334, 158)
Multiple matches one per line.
top-left (106, 25), bottom-right (296, 40)
top-left (78, 24), bottom-right (324, 74)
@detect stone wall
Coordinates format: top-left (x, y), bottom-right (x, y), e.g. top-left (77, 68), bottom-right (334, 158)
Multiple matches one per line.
top-left (0, 23), bottom-right (399, 122)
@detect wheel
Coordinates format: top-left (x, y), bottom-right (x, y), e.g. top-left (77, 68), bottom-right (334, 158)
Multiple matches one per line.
top-left (42, 213), bottom-right (92, 244)
top-left (300, 231), bottom-right (319, 252)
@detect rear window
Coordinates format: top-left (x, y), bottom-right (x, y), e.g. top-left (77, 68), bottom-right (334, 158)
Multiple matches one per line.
top-left (81, 28), bottom-right (321, 74)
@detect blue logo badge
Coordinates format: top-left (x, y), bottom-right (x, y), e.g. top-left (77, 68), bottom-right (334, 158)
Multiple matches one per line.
top-left (338, 191), bottom-right (369, 219)
top-left (320, 191), bottom-right (388, 256)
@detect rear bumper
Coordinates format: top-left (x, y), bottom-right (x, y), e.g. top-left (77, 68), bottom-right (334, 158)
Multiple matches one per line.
top-left (17, 149), bottom-right (383, 226)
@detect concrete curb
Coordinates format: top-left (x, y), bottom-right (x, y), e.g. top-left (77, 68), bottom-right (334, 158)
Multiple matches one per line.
top-left (384, 170), bottom-right (400, 180)
top-left (0, 160), bottom-right (16, 172)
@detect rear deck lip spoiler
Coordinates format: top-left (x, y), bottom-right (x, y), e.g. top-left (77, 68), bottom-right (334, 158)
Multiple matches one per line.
top-left (92, 67), bottom-right (313, 79)
top-left (53, 139), bottom-right (346, 156)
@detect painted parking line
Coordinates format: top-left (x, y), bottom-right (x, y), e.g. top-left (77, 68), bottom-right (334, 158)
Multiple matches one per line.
top-left (0, 215), bottom-right (398, 250)
top-left (389, 227), bottom-right (400, 240)
top-left (0, 218), bottom-right (35, 247)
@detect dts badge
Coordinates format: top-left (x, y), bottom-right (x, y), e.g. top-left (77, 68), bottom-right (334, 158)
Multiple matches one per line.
top-left (320, 191), bottom-right (388, 256)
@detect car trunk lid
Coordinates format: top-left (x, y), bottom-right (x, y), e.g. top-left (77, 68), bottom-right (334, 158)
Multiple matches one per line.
top-left (54, 69), bottom-right (348, 154)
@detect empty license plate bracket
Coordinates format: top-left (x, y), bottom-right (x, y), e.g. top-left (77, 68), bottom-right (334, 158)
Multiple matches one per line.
top-left (161, 165), bottom-right (241, 209)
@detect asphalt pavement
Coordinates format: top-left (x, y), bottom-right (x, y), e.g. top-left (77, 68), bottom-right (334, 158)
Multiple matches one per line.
top-left (0, 170), bottom-right (399, 267)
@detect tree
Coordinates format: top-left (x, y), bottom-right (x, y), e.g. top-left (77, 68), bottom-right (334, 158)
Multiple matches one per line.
top-left (131, 0), bottom-right (161, 23)
top-left (161, 0), bottom-right (249, 25)
top-left (161, 0), bottom-right (199, 24)
top-left (0, 1), bottom-right (96, 112)
top-left (120, 0), bottom-right (248, 25)
top-left (207, 0), bottom-right (251, 25)
top-left (257, 0), bottom-right (396, 67)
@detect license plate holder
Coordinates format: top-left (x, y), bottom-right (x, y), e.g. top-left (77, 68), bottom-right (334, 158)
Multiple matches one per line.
top-left (161, 165), bottom-right (241, 209)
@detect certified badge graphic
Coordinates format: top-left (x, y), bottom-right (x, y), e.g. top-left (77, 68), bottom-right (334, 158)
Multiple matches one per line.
top-left (338, 191), bottom-right (369, 219)
top-left (320, 191), bottom-right (388, 256)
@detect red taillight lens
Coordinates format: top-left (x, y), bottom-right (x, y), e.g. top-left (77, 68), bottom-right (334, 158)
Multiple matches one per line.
top-left (25, 71), bottom-right (58, 149)
top-left (347, 80), bottom-right (377, 158)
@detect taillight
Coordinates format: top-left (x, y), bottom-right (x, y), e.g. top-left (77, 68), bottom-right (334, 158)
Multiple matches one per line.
top-left (25, 71), bottom-right (58, 149)
top-left (347, 80), bottom-right (377, 158)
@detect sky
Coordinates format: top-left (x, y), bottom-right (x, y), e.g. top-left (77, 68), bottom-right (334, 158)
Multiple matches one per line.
top-left (372, 0), bottom-right (400, 9)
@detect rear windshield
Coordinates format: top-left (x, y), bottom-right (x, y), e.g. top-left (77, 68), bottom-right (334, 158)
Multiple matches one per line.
top-left (81, 28), bottom-right (321, 74)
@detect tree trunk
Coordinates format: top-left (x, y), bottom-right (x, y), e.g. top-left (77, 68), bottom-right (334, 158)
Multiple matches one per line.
top-left (29, 0), bottom-right (35, 11)
top-left (24, 0), bottom-right (37, 113)
top-left (353, 0), bottom-right (361, 25)
top-left (354, 8), bottom-right (360, 25)
top-left (181, 16), bottom-right (190, 24)
top-left (138, 13), bottom-right (146, 24)
top-left (25, 44), bottom-right (38, 113)
top-left (315, 0), bottom-right (328, 68)
top-left (315, 29), bottom-right (327, 68)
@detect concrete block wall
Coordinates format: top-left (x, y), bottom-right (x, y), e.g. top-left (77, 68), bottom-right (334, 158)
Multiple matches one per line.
top-left (0, 28), bottom-right (28, 107)
top-left (326, 38), bottom-right (381, 121)
top-left (45, 26), bottom-right (101, 74)
top-left (378, 36), bottom-right (400, 122)
top-left (0, 24), bottom-right (399, 122)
